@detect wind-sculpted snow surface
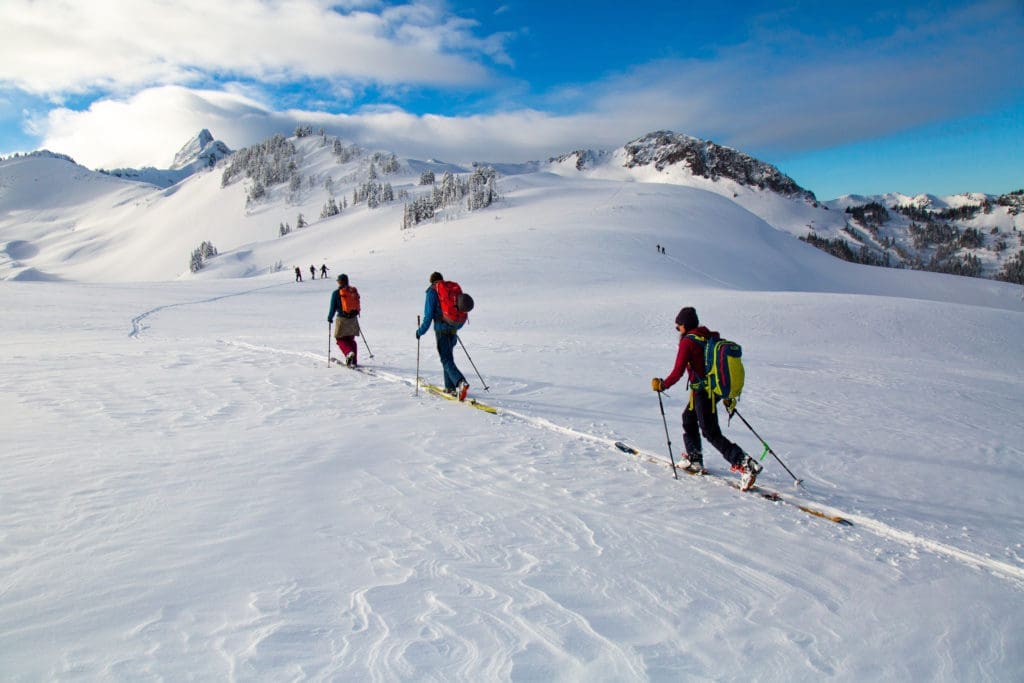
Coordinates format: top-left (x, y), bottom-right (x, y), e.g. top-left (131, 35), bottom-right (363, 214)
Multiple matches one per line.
top-left (1, 266), bottom-right (1021, 680)
top-left (0, 144), bottom-right (1022, 678)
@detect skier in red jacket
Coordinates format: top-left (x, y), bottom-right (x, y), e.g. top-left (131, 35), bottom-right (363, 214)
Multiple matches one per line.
top-left (652, 306), bottom-right (762, 489)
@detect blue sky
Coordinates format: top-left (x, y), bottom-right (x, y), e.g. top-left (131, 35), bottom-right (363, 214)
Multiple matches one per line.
top-left (1, 0), bottom-right (1021, 199)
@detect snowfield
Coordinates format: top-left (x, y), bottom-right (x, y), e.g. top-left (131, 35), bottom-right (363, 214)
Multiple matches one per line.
top-left (1, 139), bottom-right (1023, 680)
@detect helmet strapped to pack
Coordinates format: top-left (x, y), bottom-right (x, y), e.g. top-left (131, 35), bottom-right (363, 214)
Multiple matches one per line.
top-left (686, 332), bottom-right (745, 412)
top-left (434, 280), bottom-right (473, 325)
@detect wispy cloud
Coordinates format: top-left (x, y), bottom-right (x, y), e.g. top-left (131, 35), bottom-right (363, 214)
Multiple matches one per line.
top-left (579, 1), bottom-right (1024, 154)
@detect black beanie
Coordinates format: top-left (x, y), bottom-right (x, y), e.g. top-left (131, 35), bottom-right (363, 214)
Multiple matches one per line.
top-left (337, 274), bottom-right (349, 286)
top-left (429, 271), bottom-right (443, 283)
top-left (675, 306), bottom-right (699, 330)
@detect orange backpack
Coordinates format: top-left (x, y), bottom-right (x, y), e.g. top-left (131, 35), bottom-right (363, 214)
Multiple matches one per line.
top-left (339, 286), bottom-right (360, 314)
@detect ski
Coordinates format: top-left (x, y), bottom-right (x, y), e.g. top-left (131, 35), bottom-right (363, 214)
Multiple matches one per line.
top-left (421, 382), bottom-right (498, 414)
top-left (612, 441), bottom-right (850, 525)
top-left (329, 356), bottom-right (375, 375)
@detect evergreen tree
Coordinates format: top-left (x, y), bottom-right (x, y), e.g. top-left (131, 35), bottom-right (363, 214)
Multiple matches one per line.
top-left (998, 249), bottom-right (1024, 284)
top-left (189, 241), bottom-right (218, 272)
top-left (467, 166), bottom-right (498, 211)
top-left (221, 134), bottom-right (298, 189)
top-left (320, 198), bottom-right (340, 219)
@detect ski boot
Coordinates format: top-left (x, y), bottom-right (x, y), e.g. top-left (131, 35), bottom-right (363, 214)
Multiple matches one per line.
top-left (684, 451), bottom-right (705, 474)
top-left (731, 455), bottom-right (763, 491)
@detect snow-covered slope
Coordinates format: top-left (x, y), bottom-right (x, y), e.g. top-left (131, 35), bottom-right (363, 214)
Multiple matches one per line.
top-left (3, 133), bottom-right (1021, 313)
top-left (1, 155), bottom-right (1022, 677)
top-left (551, 131), bottom-right (1024, 282)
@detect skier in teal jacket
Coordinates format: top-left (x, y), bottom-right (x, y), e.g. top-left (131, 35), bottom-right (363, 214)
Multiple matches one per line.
top-left (415, 271), bottom-right (468, 400)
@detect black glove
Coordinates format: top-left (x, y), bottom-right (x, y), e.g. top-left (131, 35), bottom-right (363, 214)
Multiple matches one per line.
top-left (328, 318), bottom-right (333, 324)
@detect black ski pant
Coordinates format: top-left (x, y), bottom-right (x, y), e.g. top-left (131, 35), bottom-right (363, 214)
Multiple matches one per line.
top-left (682, 390), bottom-right (744, 466)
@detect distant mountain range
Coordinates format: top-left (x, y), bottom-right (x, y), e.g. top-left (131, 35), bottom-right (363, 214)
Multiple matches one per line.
top-left (1, 128), bottom-right (1021, 284)
top-left (551, 131), bottom-right (1024, 284)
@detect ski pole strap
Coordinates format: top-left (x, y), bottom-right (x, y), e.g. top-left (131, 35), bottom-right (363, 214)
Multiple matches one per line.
top-left (759, 443), bottom-right (770, 461)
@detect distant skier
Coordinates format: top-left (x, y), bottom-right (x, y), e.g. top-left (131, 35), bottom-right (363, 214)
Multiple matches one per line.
top-left (310, 264), bottom-right (316, 280)
top-left (294, 266), bottom-right (303, 282)
top-left (328, 274), bottom-right (361, 366)
top-left (320, 263), bottom-right (328, 279)
top-left (651, 306), bottom-right (761, 489)
top-left (415, 271), bottom-right (470, 401)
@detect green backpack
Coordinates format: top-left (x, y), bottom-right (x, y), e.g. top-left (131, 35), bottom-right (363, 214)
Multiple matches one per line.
top-left (686, 332), bottom-right (745, 411)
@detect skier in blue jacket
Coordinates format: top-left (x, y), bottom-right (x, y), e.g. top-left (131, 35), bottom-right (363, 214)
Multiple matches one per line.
top-left (415, 271), bottom-right (469, 400)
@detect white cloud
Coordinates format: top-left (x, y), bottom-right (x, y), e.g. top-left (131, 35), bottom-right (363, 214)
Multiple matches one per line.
top-left (38, 87), bottom-right (285, 168)
top-left (0, 0), bottom-right (500, 95)
top-left (36, 86), bottom-right (619, 168)
top-left (26, 0), bottom-right (1024, 169)
top-left (571, 1), bottom-right (1024, 154)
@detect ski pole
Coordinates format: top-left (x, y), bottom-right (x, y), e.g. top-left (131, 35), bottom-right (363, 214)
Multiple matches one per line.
top-left (732, 408), bottom-right (803, 487)
top-left (415, 315), bottom-right (421, 395)
top-left (358, 323), bottom-right (375, 359)
top-left (656, 390), bottom-right (679, 479)
top-left (328, 321), bottom-right (332, 367)
top-left (457, 336), bottom-right (490, 391)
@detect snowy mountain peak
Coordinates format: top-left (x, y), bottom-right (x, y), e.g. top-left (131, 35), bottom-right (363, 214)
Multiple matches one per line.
top-left (549, 148), bottom-right (612, 171)
top-left (622, 130), bottom-right (815, 200)
top-left (17, 149), bottom-right (79, 165)
top-left (171, 129), bottom-right (231, 171)
top-left (96, 130), bottom-right (233, 189)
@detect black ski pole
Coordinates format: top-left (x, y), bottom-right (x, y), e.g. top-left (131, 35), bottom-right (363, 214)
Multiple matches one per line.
top-left (358, 323), bottom-right (375, 359)
top-left (415, 315), bottom-right (421, 395)
top-left (457, 336), bottom-right (489, 391)
top-left (732, 408), bottom-right (803, 486)
top-left (328, 321), bottom-right (333, 367)
top-left (656, 390), bottom-right (679, 479)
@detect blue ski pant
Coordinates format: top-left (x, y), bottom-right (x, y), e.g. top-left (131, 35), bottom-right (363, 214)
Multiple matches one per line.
top-left (435, 331), bottom-right (466, 391)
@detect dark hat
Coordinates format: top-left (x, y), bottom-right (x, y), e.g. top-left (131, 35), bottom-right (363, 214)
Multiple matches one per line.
top-left (337, 273), bottom-right (349, 285)
top-left (429, 271), bottom-right (443, 283)
top-left (675, 306), bottom-right (699, 330)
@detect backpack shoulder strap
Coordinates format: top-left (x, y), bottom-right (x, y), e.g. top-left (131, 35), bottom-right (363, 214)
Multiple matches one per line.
top-left (683, 333), bottom-right (714, 395)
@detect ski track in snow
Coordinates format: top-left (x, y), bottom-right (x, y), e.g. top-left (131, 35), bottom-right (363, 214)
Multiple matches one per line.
top-left (6, 142), bottom-right (1024, 679)
top-left (129, 282), bottom-right (286, 338)
top-left (197, 317), bottom-right (1024, 590)
top-left (105, 285), bottom-right (1021, 678)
